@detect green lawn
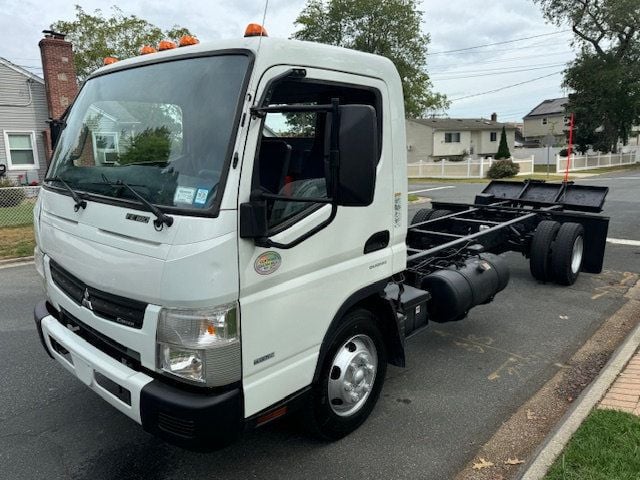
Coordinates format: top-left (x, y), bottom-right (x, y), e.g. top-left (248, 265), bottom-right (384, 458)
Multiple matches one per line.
top-left (0, 225), bottom-right (35, 259)
top-left (545, 409), bottom-right (640, 480)
top-left (0, 200), bottom-right (36, 227)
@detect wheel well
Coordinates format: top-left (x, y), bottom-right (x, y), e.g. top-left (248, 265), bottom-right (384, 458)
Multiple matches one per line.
top-left (312, 282), bottom-right (405, 383)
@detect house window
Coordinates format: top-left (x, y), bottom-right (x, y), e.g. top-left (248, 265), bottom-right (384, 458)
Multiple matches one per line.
top-left (3, 131), bottom-right (39, 170)
top-left (542, 118), bottom-right (548, 125)
top-left (445, 132), bottom-right (461, 143)
top-left (490, 132), bottom-right (497, 142)
top-left (92, 132), bottom-right (119, 164)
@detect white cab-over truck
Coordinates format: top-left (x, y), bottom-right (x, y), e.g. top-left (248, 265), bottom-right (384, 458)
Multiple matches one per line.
top-left (33, 29), bottom-right (609, 449)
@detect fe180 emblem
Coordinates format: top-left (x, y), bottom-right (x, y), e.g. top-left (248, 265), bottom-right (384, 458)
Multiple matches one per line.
top-left (254, 251), bottom-right (282, 275)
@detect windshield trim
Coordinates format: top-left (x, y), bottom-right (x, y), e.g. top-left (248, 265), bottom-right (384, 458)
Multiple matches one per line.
top-left (44, 49), bottom-right (255, 219)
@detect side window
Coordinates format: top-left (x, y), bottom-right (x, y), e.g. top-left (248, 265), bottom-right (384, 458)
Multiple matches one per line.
top-left (254, 78), bottom-right (381, 230)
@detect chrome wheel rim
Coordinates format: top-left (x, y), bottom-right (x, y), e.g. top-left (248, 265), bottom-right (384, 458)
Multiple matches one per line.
top-left (327, 334), bottom-right (378, 417)
top-left (571, 236), bottom-right (584, 274)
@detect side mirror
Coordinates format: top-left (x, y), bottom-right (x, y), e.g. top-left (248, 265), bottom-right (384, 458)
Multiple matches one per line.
top-left (239, 190), bottom-right (268, 239)
top-left (49, 118), bottom-right (65, 151)
top-left (333, 105), bottom-right (378, 207)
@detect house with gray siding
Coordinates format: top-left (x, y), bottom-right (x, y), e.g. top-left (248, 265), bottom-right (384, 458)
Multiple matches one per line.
top-left (0, 57), bottom-right (49, 184)
top-left (406, 116), bottom-right (516, 162)
top-left (522, 97), bottom-right (569, 146)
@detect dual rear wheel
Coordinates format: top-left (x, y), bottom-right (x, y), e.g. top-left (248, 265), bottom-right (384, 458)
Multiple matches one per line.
top-left (530, 221), bottom-right (585, 285)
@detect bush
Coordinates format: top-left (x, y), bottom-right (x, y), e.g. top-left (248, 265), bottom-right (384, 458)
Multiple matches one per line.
top-left (0, 178), bottom-right (26, 207)
top-left (487, 159), bottom-right (520, 179)
top-left (559, 148), bottom-right (569, 157)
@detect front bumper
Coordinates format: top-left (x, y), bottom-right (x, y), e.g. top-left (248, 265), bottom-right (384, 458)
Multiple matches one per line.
top-left (34, 301), bottom-right (243, 449)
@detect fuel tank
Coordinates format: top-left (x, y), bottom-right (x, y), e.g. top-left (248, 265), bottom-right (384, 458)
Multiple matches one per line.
top-left (421, 253), bottom-right (510, 323)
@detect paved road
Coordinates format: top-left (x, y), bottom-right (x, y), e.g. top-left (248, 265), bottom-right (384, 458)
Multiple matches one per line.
top-left (1, 173), bottom-right (639, 480)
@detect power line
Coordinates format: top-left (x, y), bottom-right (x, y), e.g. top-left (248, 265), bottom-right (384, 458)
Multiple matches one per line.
top-left (431, 62), bottom-right (567, 79)
top-left (449, 71), bottom-right (563, 102)
top-left (429, 50), bottom-right (574, 70)
top-left (427, 30), bottom-right (570, 56)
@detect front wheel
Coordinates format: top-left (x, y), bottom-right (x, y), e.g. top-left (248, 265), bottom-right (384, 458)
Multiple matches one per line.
top-left (305, 308), bottom-right (387, 440)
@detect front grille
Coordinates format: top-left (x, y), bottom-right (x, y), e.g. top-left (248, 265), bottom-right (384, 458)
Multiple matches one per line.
top-left (50, 260), bottom-right (147, 329)
top-left (57, 308), bottom-right (142, 371)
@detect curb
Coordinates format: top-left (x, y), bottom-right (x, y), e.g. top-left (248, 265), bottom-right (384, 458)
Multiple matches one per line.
top-left (518, 301), bottom-right (640, 480)
top-left (0, 256), bottom-right (34, 268)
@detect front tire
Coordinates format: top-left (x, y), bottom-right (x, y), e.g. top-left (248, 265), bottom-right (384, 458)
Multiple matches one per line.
top-left (305, 308), bottom-right (387, 440)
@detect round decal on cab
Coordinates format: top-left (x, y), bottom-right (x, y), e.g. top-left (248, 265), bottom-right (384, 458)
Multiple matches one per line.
top-left (254, 251), bottom-right (282, 275)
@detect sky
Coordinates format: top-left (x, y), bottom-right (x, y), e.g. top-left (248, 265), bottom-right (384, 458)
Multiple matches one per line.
top-left (0, 0), bottom-right (576, 123)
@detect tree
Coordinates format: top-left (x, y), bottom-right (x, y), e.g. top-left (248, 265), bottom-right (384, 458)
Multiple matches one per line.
top-left (495, 126), bottom-right (511, 160)
top-left (52, 5), bottom-right (193, 80)
top-left (118, 127), bottom-right (171, 165)
top-left (534, 0), bottom-right (640, 152)
top-left (292, 0), bottom-right (448, 117)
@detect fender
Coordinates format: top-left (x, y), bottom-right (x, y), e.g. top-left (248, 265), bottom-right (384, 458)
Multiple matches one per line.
top-left (312, 279), bottom-right (405, 383)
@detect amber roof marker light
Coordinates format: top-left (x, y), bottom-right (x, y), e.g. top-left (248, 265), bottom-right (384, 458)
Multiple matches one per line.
top-left (244, 23), bottom-right (268, 38)
top-left (103, 56), bottom-right (118, 65)
top-left (140, 45), bottom-right (157, 55)
top-left (158, 40), bottom-right (177, 51)
top-left (179, 35), bottom-right (199, 47)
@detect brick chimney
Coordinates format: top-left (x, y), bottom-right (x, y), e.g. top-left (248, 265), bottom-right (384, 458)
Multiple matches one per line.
top-left (490, 112), bottom-right (497, 122)
top-left (39, 30), bottom-right (78, 121)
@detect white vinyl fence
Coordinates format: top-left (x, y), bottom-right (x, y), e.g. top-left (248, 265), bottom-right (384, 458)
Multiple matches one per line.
top-left (407, 156), bottom-right (534, 179)
top-left (556, 151), bottom-right (639, 172)
top-left (0, 186), bottom-right (40, 228)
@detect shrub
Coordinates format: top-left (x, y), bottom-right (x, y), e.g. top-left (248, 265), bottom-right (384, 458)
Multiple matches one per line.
top-left (559, 148), bottom-right (569, 157)
top-left (487, 159), bottom-right (520, 179)
top-left (0, 178), bottom-right (26, 207)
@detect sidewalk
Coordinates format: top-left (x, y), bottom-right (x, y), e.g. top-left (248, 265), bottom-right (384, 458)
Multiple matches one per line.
top-left (599, 351), bottom-right (640, 415)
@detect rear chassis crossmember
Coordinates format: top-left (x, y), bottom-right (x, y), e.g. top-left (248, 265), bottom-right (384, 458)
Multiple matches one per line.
top-left (404, 180), bottom-right (610, 281)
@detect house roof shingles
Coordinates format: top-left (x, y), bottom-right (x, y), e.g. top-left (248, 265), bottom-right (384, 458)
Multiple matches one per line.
top-left (408, 117), bottom-right (514, 131)
top-left (524, 97), bottom-right (568, 118)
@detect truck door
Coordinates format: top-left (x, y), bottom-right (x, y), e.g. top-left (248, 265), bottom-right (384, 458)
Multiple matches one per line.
top-left (237, 66), bottom-right (395, 417)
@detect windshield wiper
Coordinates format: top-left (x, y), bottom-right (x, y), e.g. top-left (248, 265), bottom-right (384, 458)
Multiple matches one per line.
top-left (100, 174), bottom-right (173, 230)
top-left (44, 176), bottom-right (87, 212)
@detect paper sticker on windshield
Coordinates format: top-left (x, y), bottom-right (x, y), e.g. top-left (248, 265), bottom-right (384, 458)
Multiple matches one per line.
top-left (174, 187), bottom-right (196, 204)
top-left (194, 188), bottom-right (209, 206)
top-left (254, 251), bottom-right (281, 275)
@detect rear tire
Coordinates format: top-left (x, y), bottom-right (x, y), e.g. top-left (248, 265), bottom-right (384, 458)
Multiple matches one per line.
top-left (305, 308), bottom-right (387, 440)
top-left (529, 220), bottom-right (561, 282)
top-left (428, 209), bottom-right (453, 220)
top-left (411, 208), bottom-right (433, 225)
top-left (551, 222), bottom-right (585, 286)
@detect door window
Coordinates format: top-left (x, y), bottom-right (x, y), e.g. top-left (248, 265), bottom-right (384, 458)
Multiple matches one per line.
top-left (254, 78), bottom-right (381, 230)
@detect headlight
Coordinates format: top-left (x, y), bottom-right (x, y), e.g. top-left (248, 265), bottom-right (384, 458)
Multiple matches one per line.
top-left (157, 303), bottom-right (241, 386)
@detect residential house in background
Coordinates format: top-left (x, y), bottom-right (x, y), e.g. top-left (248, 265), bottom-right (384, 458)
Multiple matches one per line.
top-left (523, 97), bottom-right (568, 146)
top-left (406, 114), bottom-right (516, 162)
top-left (0, 57), bottom-right (49, 184)
top-left (0, 31), bottom-right (80, 185)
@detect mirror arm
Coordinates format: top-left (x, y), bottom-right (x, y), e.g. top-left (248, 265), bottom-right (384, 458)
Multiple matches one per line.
top-left (256, 204), bottom-right (338, 250)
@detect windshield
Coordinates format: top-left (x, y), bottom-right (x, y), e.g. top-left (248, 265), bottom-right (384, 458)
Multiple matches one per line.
top-left (47, 54), bottom-right (250, 212)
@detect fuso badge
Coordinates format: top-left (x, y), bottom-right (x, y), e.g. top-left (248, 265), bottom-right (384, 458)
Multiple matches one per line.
top-left (254, 251), bottom-right (282, 275)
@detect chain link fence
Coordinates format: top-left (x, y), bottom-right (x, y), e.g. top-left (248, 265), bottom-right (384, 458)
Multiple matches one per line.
top-left (0, 186), bottom-right (40, 228)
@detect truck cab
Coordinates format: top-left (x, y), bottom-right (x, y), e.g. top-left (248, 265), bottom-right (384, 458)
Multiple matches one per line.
top-left (33, 32), bottom-right (410, 447)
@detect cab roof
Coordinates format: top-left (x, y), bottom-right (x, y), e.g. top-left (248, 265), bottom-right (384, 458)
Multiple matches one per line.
top-left (91, 36), bottom-right (399, 84)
